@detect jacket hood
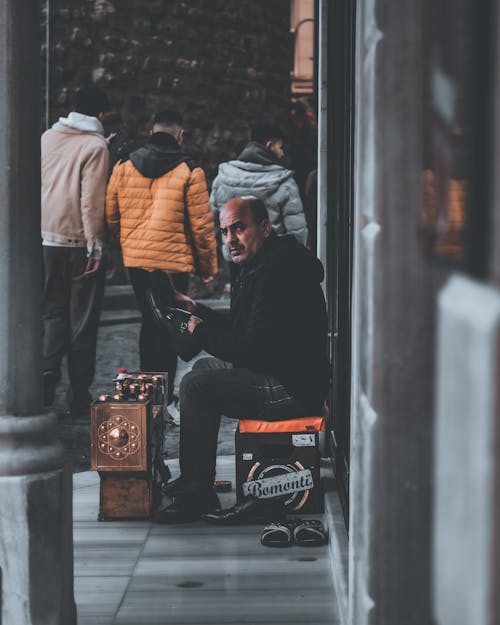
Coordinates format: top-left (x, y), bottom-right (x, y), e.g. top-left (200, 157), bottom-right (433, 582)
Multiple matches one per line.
top-left (52, 112), bottom-right (104, 134)
top-left (244, 234), bottom-right (324, 283)
top-left (129, 132), bottom-right (195, 179)
top-left (216, 159), bottom-right (295, 196)
top-left (237, 141), bottom-right (281, 166)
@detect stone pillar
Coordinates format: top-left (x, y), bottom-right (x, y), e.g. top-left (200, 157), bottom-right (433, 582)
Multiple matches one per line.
top-left (349, 1), bottom-right (440, 624)
top-left (433, 276), bottom-right (500, 625)
top-left (0, 1), bottom-right (76, 624)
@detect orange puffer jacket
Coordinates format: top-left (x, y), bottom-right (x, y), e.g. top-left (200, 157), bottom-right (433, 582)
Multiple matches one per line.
top-left (106, 136), bottom-right (217, 277)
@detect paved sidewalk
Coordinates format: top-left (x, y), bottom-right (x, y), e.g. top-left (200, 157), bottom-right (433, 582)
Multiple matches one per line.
top-left (61, 289), bottom-right (347, 624)
top-left (73, 456), bottom-right (341, 625)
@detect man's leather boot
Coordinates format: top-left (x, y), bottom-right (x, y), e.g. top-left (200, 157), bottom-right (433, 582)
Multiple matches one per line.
top-left (155, 488), bottom-right (221, 524)
top-left (201, 494), bottom-right (287, 525)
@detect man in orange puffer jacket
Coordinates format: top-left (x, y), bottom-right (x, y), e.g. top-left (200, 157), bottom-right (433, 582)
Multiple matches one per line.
top-left (106, 110), bottom-right (218, 402)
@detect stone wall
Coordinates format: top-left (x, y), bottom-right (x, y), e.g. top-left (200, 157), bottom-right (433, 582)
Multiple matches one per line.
top-left (42, 0), bottom-right (294, 182)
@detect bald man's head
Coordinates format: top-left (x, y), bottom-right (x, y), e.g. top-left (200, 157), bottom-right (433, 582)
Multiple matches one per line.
top-left (223, 196), bottom-right (268, 222)
top-left (219, 196), bottom-right (272, 264)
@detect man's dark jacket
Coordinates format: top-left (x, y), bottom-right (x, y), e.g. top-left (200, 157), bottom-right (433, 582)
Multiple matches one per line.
top-left (194, 234), bottom-right (330, 413)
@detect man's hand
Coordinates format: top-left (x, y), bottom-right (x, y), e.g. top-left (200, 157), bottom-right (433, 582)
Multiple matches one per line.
top-left (201, 275), bottom-right (214, 284)
top-left (174, 290), bottom-right (196, 313)
top-left (83, 258), bottom-right (101, 278)
top-left (187, 315), bottom-right (203, 334)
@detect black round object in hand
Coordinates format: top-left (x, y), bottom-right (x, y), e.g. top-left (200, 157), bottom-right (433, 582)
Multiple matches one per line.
top-left (146, 290), bottom-right (203, 362)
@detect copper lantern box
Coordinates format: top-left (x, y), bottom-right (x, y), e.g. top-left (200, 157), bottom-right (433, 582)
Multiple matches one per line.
top-left (90, 371), bottom-right (169, 520)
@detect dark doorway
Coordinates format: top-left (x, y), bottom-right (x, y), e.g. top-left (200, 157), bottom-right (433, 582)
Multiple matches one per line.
top-left (326, 0), bottom-right (356, 528)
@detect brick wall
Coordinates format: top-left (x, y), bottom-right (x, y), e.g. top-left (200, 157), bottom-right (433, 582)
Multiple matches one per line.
top-left (42, 0), bottom-right (294, 182)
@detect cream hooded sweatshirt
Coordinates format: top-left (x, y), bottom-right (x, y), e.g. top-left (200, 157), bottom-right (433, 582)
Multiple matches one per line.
top-left (41, 112), bottom-right (109, 258)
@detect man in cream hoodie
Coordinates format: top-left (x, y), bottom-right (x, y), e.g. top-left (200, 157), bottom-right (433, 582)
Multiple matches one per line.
top-left (41, 87), bottom-right (110, 417)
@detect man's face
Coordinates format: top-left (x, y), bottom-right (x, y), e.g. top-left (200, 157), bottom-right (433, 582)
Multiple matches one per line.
top-left (220, 203), bottom-right (271, 264)
top-left (266, 138), bottom-right (284, 160)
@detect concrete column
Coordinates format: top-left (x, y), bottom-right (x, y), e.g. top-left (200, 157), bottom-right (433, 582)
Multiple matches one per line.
top-left (433, 276), bottom-right (500, 625)
top-left (349, 1), bottom-right (441, 624)
top-left (0, 1), bottom-right (76, 624)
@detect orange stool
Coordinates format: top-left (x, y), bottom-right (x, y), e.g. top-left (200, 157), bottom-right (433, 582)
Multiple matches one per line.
top-left (238, 415), bottom-right (326, 433)
top-left (235, 416), bottom-right (326, 514)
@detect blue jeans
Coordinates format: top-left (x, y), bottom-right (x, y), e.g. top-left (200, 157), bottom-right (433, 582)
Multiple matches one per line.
top-left (178, 357), bottom-right (306, 490)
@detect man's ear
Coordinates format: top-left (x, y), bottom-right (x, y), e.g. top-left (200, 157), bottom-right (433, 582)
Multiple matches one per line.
top-left (97, 112), bottom-right (105, 121)
top-left (261, 219), bottom-right (273, 238)
top-left (265, 140), bottom-right (272, 150)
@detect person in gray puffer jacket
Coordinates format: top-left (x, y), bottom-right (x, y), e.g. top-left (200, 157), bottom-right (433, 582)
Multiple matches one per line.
top-left (210, 122), bottom-right (308, 247)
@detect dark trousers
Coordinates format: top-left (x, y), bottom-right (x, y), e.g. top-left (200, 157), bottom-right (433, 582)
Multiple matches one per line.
top-left (178, 357), bottom-right (306, 490)
top-left (43, 246), bottom-right (105, 404)
top-left (128, 268), bottom-right (189, 402)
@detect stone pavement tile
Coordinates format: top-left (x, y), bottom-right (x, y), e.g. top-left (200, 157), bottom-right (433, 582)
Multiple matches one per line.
top-left (74, 543), bottom-right (144, 577)
top-left (73, 485), bottom-right (102, 522)
top-left (74, 575), bottom-right (129, 625)
top-left (131, 550), bottom-right (331, 581)
top-left (73, 471), bottom-right (100, 490)
top-left (132, 550), bottom-right (333, 585)
top-left (148, 523), bottom-right (255, 537)
top-left (74, 520), bottom-right (153, 531)
top-left (141, 530), bottom-right (272, 560)
top-left (114, 587), bottom-right (339, 625)
top-left (74, 525), bottom-right (150, 546)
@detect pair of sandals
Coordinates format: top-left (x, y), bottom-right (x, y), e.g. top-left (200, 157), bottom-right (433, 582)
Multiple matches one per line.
top-left (261, 518), bottom-right (328, 548)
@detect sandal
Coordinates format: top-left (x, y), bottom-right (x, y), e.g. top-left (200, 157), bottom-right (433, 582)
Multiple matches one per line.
top-left (293, 519), bottom-right (328, 546)
top-left (260, 521), bottom-right (293, 547)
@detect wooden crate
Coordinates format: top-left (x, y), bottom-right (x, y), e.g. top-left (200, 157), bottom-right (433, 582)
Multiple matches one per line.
top-left (99, 475), bottom-right (154, 520)
top-left (91, 399), bottom-right (168, 520)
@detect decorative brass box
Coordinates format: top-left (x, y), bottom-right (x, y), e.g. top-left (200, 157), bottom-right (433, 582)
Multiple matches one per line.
top-left (91, 400), bottom-right (150, 472)
top-left (90, 385), bottom-right (169, 520)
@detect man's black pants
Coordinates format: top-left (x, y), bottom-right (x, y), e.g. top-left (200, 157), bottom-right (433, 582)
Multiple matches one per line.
top-left (178, 357), bottom-right (306, 491)
top-left (128, 268), bottom-right (188, 403)
top-left (43, 247), bottom-right (105, 406)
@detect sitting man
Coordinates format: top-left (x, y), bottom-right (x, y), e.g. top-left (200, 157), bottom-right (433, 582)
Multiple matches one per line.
top-left (158, 196), bottom-right (330, 523)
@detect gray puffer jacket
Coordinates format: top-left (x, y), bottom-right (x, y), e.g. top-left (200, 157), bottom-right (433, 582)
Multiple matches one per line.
top-left (210, 142), bottom-right (308, 245)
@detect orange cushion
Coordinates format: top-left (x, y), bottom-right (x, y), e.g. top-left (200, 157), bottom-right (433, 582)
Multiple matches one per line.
top-left (238, 416), bottom-right (326, 433)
